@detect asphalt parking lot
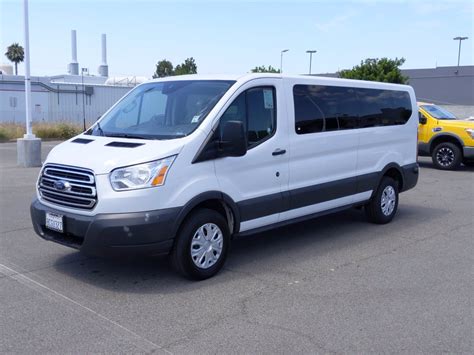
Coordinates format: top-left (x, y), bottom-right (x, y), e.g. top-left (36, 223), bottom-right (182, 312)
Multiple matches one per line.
top-left (0, 141), bottom-right (472, 354)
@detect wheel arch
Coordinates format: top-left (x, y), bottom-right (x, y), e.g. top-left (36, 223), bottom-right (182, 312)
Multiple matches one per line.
top-left (173, 191), bottom-right (241, 237)
top-left (429, 133), bottom-right (464, 154)
top-left (373, 163), bottom-right (405, 197)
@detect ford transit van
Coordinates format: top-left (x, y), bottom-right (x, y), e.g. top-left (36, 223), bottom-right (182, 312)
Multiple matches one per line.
top-left (31, 74), bottom-right (419, 279)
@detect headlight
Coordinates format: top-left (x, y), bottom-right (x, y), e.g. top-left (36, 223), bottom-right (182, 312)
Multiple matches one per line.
top-left (110, 156), bottom-right (176, 191)
top-left (465, 128), bottom-right (474, 139)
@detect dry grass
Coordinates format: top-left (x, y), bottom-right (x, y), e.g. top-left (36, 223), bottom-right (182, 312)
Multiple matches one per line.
top-left (0, 122), bottom-right (82, 142)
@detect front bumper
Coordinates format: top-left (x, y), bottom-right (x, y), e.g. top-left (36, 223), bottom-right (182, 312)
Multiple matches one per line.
top-left (30, 199), bottom-right (180, 257)
top-left (463, 146), bottom-right (474, 159)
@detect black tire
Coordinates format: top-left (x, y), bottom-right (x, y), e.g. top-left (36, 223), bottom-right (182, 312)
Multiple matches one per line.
top-left (171, 208), bottom-right (230, 280)
top-left (365, 176), bottom-right (399, 224)
top-left (431, 142), bottom-right (462, 170)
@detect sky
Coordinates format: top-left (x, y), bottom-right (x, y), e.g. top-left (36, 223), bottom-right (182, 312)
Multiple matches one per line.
top-left (1, 0), bottom-right (473, 78)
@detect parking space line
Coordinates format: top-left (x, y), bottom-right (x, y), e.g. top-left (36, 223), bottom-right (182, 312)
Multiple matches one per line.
top-left (0, 262), bottom-right (172, 354)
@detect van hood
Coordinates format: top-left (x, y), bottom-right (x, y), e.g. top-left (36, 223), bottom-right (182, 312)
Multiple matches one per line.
top-left (45, 135), bottom-right (185, 174)
top-left (437, 119), bottom-right (474, 128)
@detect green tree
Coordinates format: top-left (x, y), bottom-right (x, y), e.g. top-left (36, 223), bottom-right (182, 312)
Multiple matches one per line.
top-left (174, 57), bottom-right (197, 76)
top-left (338, 58), bottom-right (408, 84)
top-left (5, 43), bottom-right (24, 75)
top-left (251, 65), bottom-right (281, 73)
top-left (153, 59), bottom-right (174, 78)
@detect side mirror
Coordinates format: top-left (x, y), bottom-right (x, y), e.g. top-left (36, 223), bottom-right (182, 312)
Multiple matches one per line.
top-left (419, 112), bottom-right (427, 124)
top-left (219, 120), bottom-right (247, 157)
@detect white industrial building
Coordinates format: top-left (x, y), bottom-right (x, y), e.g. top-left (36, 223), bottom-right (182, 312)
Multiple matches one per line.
top-left (0, 30), bottom-right (146, 126)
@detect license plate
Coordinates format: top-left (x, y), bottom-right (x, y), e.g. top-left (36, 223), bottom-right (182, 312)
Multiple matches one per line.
top-left (45, 212), bottom-right (64, 233)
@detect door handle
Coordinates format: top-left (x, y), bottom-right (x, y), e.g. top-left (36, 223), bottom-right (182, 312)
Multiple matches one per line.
top-left (272, 149), bottom-right (286, 156)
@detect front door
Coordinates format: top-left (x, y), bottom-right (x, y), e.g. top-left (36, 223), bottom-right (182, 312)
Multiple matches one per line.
top-left (214, 79), bottom-right (289, 232)
top-left (418, 110), bottom-right (432, 144)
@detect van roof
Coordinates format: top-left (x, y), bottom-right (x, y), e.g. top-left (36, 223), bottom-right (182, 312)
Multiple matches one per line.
top-left (148, 73), bottom-right (283, 82)
top-left (148, 73), bottom-right (412, 90)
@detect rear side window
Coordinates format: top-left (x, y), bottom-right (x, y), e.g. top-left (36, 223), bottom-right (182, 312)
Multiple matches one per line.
top-left (357, 88), bottom-right (412, 127)
top-left (293, 85), bottom-right (358, 134)
top-left (220, 86), bottom-right (276, 147)
top-left (293, 84), bottom-right (412, 134)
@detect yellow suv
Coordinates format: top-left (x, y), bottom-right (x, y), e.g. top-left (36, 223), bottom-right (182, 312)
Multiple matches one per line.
top-left (418, 102), bottom-right (474, 170)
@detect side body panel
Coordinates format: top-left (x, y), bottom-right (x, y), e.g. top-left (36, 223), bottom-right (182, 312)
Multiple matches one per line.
top-left (356, 87), bottom-right (418, 177)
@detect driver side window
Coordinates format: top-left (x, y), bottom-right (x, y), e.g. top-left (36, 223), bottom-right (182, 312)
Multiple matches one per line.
top-left (219, 86), bottom-right (276, 148)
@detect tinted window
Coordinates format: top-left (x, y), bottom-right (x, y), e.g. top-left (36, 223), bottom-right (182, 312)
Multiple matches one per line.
top-left (220, 87), bottom-right (276, 147)
top-left (293, 85), bottom-right (358, 134)
top-left (357, 88), bottom-right (412, 127)
top-left (293, 84), bottom-right (412, 134)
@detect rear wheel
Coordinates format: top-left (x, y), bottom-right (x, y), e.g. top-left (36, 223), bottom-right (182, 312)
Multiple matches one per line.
top-left (432, 142), bottom-right (461, 170)
top-left (365, 176), bottom-right (399, 224)
top-left (171, 208), bottom-right (230, 280)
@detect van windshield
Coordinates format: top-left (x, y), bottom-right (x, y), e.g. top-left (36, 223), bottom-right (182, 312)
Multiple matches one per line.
top-left (420, 104), bottom-right (457, 120)
top-left (87, 80), bottom-right (235, 139)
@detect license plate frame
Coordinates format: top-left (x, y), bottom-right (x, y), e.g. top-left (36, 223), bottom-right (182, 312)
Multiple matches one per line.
top-left (45, 212), bottom-right (64, 233)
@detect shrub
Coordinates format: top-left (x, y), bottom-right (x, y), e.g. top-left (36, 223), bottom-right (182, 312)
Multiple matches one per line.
top-left (33, 123), bottom-right (81, 139)
top-left (0, 127), bottom-right (9, 141)
top-left (0, 122), bottom-right (82, 141)
top-left (57, 123), bottom-right (82, 139)
top-left (0, 123), bottom-right (25, 141)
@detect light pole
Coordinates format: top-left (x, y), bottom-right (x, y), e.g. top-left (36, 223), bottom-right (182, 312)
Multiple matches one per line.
top-left (306, 50), bottom-right (317, 74)
top-left (453, 36), bottom-right (468, 67)
top-left (17, 0), bottom-right (41, 167)
top-left (280, 49), bottom-right (289, 73)
top-left (81, 67), bottom-right (88, 131)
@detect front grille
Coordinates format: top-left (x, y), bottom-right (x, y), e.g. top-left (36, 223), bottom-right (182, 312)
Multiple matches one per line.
top-left (38, 164), bottom-right (97, 210)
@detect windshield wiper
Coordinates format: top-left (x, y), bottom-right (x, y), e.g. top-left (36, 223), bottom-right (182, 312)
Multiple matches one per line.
top-left (105, 133), bottom-right (149, 140)
top-left (96, 121), bottom-right (105, 136)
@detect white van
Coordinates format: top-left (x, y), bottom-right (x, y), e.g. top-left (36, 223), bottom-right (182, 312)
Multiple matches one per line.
top-left (31, 74), bottom-right (419, 279)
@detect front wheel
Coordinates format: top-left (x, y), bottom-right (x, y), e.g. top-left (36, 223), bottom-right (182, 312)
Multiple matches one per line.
top-left (432, 142), bottom-right (462, 170)
top-left (171, 208), bottom-right (230, 280)
top-left (365, 176), bottom-right (399, 224)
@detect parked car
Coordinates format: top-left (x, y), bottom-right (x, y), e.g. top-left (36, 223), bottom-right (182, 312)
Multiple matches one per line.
top-left (31, 74), bottom-right (419, 280)
top-left (418, 102), bottom-right (474, 170)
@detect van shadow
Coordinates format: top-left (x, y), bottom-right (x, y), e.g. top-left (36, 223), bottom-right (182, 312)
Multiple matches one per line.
top-left (52, 203), bottom-right (447, 294)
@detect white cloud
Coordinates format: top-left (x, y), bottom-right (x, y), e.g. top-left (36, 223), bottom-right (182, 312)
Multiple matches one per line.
top-left (413, 0), bottom-right (473, 15)
top-left (314, 11), bottom-right (358, 33)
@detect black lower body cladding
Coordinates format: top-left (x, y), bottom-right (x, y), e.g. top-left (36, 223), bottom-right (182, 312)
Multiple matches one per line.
top-left (31, 163), bottom-right (418, 256)
top-left (30, 199), bottom-right (180, 256)
top-left (237, 163), bottom-right (419, 222)
top-left (401, 163), bottom-right (419, 191)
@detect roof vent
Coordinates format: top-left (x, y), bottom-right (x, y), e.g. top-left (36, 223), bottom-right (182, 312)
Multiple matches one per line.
top-left (105, 141), bottom-right (144, 148)
top-left (71, 138), bottom-right (94, 144)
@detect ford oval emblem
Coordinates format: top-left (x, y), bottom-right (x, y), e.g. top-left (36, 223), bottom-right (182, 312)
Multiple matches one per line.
top-left (53, 180), bottom-right (71, 191)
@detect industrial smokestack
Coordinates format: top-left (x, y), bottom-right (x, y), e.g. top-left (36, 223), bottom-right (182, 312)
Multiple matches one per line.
top-left (98, 34), bottom-right (109, 77)
top-left (68, 30), bottom-right (79, 75)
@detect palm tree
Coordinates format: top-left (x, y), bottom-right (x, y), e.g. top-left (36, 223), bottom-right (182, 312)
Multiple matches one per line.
top-left (5, 43), bottom-right (25, 75)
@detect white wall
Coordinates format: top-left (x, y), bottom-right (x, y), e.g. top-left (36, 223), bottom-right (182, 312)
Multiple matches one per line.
top-left (0, 75), bottom-right (133, 126)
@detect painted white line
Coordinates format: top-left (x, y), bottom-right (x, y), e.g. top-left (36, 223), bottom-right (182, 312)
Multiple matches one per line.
top-left (0, 262), bottom-right (172, 354)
